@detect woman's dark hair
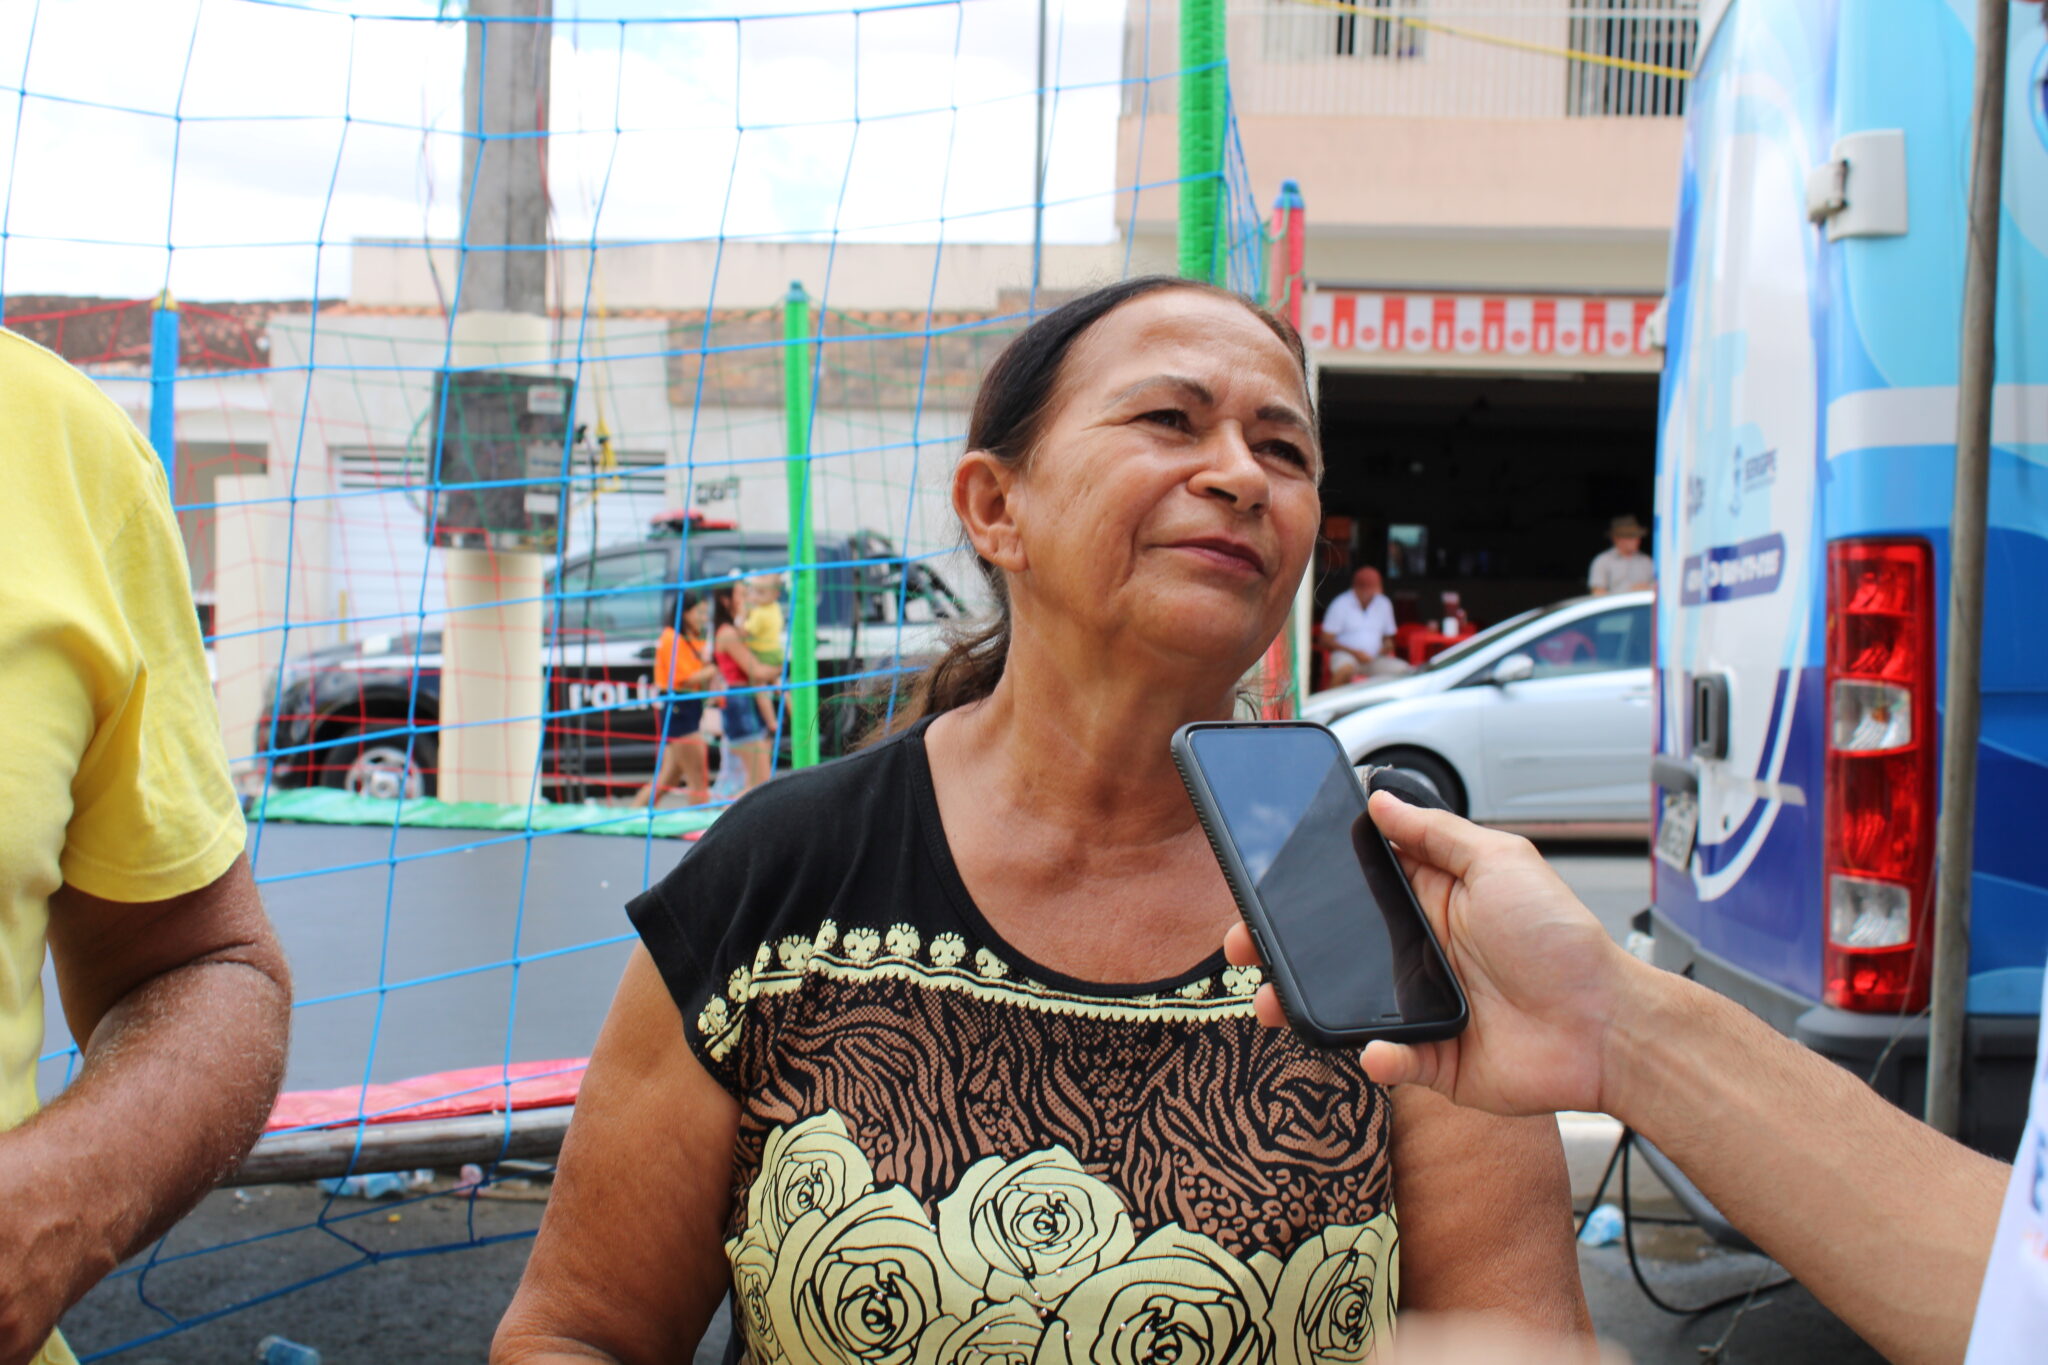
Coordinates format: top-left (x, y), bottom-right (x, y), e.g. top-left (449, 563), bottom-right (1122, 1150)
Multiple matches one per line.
top-left (871, 275), bottom-right (1308, 740)
top-left (711, 581), bottom-right (741, 632)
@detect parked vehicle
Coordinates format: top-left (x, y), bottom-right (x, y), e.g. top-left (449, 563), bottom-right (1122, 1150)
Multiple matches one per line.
top-left (256, 514), bottom-right (965, 800)
top-left (1304, 591), bottom-right (1652, 826)
top-left (1645, 0), bottom-right (2048, 1155)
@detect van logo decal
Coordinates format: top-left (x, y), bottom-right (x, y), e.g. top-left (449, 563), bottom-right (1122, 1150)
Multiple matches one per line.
top-left (1680, 534), bottom-right (1786, 605)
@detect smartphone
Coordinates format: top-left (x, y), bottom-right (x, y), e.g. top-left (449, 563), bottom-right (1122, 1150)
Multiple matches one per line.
top-left (1172, 720), bottom-right (1468, 1048)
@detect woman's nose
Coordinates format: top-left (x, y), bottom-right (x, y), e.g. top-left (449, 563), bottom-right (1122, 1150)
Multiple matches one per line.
top-left (1190, 425), bottom-right (1269, 513)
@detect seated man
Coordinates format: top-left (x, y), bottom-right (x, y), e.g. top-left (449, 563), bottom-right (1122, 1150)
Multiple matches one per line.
top-left (1318, 566), bottom-right (1409, 685)
top-left (1, 329), bottom-right (291, 1365)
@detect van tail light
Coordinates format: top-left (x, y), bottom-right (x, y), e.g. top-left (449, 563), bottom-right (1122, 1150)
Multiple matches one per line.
top-left (1824, 539), bottom-right (1936, 1012)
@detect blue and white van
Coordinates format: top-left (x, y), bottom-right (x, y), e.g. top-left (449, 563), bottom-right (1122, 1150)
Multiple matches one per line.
top-left (1648, 0), bottom-right (2048, 1154)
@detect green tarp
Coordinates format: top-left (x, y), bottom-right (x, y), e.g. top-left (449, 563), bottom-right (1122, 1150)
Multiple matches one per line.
top-left (248, 787), bottom-right (723, 839)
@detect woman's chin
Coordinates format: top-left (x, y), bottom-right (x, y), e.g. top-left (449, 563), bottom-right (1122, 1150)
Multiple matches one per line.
top-left (1123, 606), bottom-right (1278, 676)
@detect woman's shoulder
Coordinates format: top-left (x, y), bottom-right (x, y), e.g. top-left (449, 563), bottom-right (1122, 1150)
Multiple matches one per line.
top-left (629, 729), bottom-right (924, 945)
top-left (702, 728), bottom-right (918, 850)
top-left (624, 727), bottom-right (930, 1077)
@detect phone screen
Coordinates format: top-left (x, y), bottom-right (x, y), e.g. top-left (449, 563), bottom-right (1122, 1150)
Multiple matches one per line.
top-left (1187, 726), bottom-right (1462, 1035)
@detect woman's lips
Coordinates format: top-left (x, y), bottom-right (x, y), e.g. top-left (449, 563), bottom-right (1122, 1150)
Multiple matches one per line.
top-left (1168, 538), bottom-right (1267, 575)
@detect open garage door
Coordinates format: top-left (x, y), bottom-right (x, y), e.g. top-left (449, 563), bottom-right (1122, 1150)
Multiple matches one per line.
top-left (1313, 369), bottom-right (1657, 630)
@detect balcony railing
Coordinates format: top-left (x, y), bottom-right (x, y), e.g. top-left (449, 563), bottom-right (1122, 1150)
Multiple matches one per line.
top-left (1124, 0), bottom-right (1699, 121)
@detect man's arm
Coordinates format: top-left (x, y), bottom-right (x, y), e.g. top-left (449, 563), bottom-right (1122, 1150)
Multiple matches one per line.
top-left (0, 855), bottom-right (289, 1363)
top-left (1603, 962), bottom-right (2004, 1364)
top-left (1227, 795), bottom-right (2006, 1365)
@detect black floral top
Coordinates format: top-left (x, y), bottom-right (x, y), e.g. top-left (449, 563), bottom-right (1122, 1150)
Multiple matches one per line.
top-left (628, 719), bottom-right (1397, 1365)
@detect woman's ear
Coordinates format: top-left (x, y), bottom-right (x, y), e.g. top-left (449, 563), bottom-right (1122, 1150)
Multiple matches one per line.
top-left (954, 451), bottom-right (1027, 573)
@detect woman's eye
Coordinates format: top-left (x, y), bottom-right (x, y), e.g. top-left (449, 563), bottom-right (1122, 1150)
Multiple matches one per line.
top-left (1261, 441), bottom-right (1310, 469)
top-left (1138, 408), bottom-right (1190, 431)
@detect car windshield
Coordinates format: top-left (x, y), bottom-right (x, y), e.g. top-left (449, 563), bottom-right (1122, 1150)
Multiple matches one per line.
top-left (1420, 604), bottom-right (1551, 672)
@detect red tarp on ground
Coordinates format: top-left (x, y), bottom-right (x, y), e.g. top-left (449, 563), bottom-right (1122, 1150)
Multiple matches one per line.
top-left (265, 1058), bottom-right (587, 1132)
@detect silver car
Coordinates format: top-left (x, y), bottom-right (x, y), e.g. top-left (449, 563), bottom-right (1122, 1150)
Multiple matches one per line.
top-left (1303, 591), bottom-right (1654, 828)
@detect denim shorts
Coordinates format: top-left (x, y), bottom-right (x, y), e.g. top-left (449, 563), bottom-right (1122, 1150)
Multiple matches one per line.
top-left (723, 693), bottom-right (768, 742)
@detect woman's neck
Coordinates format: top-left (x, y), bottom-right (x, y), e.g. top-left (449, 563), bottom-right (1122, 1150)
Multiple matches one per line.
top-left (932, 623), bottom-right (1243, 847)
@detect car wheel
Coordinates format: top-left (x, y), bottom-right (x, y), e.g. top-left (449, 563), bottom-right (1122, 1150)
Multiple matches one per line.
top-left (1360, 747), bottom-right (1466, 817)
top-left (325, 726), bottom-right (438, 801)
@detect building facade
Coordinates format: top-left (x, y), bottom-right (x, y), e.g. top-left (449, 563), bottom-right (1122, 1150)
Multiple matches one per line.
top-left (1122, 0), bottom-right (1692, 624)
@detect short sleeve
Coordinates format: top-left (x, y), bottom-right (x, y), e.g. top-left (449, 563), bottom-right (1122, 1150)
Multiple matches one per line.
top-left (626, 817), bottom-right (753, 1094)
top-left (60, 483), bottom-right (245, 903)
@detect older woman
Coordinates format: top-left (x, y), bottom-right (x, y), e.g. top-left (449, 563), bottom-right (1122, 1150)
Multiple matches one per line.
top-left (495, 278), bottom-right (1588, 1365)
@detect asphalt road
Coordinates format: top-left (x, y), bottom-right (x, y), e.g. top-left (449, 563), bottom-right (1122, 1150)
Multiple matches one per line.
top-left (53, 834), bottom-right (1884, 1363)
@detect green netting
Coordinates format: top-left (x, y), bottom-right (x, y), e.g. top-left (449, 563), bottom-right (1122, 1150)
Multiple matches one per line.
top-left (249, 786), bottom-right (722, 839)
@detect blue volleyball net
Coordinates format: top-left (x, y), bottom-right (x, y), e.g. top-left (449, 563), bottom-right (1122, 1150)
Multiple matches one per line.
top-left (2, 0), bottom-right (1272, 1354)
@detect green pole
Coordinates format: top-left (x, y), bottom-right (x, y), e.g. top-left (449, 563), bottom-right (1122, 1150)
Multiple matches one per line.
top-left (782, 282), bottom-right (820, 769)
top-left (1177, 0), bottom-right (1226, 283)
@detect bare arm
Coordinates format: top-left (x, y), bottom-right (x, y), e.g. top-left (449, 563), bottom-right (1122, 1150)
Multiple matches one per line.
top-left (1390, 1086), bottom-right (1590, 1334)
top-left (494, 948), bottom-right (738, 1364)
top-left (717, 626), bottom-right (780, 685)
top-left (1320, 795), bottom-right (2006, 1365)
top-left (0, 854), bottom-right (290, 1364)
top-left (1603, 968), bottom-right (2004, 1363)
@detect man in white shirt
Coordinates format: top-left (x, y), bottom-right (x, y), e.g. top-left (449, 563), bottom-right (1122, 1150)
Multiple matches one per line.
top-left (1318, 566), bottom-right (1406, 685)
top-left (1588, 514), bottom-right (1655, 595)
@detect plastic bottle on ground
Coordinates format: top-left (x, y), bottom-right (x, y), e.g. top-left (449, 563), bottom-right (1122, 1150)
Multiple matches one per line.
top-left (710, 744), bottom-right (746, 801)
top-left (317, 1169), bottom-right (432, 1199)
top-left (1578, 1203), bottom-right (1624, 1247)
top-left (256, 1335), bottom-right (321, 1364)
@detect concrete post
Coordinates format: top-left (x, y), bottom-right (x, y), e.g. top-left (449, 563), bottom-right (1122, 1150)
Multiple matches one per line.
top-left (439, 0), bottom-right (552, 805)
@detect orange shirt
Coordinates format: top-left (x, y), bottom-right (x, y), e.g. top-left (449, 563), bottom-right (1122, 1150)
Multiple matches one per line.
top-left (655, 628), bottom-right (712, 692)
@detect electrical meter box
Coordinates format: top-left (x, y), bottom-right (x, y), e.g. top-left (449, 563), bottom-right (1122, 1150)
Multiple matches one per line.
top-left (426, 370), bottom-right (574, 553)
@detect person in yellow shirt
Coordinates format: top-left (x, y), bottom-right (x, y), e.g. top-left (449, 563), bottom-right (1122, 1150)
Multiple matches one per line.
top-left (740, 573), bottom-right (786, 733)
top-left (0, 330), bottom-right (291, 1365)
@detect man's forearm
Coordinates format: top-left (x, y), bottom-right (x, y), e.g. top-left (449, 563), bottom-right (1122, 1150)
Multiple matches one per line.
top-left (1604, 964), bottom-right (2005, 1365)
top-left (5, 951), bottom-right (288, 1317)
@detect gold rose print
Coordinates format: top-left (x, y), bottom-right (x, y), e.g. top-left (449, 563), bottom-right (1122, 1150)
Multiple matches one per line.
top-left (1034, 1224), bottom-right (1275, 1365)
top-left (935, 1147), bottom-right (1136, 1305)
top-left (913, 1298), bottom-right (1044, 1365)
top-left (768, 1186), bottom-right (980, 1365)
top-left (730, 1115), bottom-right (1397, 1365)
top-left (733, 1228), bottom-right (785, 1365)
top-left (1270, 1220), bottom-right (1397, 1365)
top-left (748, 1113), bottom-right (880, 1251)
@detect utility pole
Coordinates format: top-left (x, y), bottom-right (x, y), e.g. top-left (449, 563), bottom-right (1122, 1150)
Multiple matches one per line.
top-left (439, 0), bottom-right (554, 805)
top-left (1926, 0), bottom-right (2008, 1138)
top-left (1031, 0), bottom-right (1048, 293)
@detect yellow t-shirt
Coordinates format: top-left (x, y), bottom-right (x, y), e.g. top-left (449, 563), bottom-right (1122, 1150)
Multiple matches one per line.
top-left (0, 330), bottom-right (246, 1365)
top-left (743, 600), bottom-right (786, 667)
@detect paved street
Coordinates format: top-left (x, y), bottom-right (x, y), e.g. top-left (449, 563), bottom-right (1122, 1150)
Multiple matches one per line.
top-left (55, 835), bottom-right (1884, 1363)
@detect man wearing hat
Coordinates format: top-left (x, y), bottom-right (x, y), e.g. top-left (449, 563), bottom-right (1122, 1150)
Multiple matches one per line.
top-left (1589, 514), bottom-right (1655, 595)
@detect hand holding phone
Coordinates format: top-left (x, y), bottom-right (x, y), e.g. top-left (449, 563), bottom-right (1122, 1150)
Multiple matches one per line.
top-left (1227, 787), bottom-right (1630, 1122)
top-left (1173, 721), bottom-right (1467, 1048)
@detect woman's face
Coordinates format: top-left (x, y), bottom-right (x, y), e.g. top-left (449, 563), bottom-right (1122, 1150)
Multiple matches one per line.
top-left (978, 290), bottom-right (1320, 673)
top-left (684, 598), bottom-right (712, 635)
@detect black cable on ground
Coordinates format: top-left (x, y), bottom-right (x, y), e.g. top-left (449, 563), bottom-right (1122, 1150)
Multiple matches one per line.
top-left (1618, 1128), bottom-right (1793, 1316)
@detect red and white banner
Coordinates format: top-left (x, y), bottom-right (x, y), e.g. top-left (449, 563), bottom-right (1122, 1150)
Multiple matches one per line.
top-left (1305, 290), bottom-right (1661, 361)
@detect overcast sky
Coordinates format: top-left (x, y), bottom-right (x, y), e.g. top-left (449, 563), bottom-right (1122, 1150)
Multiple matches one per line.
top-left (0, 0), bottom-right (1142, 301)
